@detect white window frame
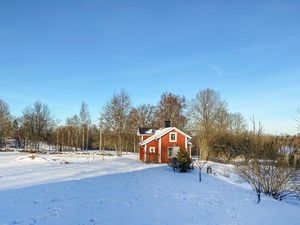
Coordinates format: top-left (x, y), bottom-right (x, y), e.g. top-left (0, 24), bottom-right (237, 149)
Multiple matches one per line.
top-left (149, 147), bottom-right (155, 154)
top-left (169, 132), bottom-right (177, 142)
top-left (167, 147), bottom-right (173, 158)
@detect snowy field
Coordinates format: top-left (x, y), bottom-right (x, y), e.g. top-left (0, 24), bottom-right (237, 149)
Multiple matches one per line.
top-left (0, 152), bottom-right (299, 225)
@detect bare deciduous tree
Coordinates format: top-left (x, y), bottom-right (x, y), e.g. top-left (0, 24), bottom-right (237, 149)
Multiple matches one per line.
top-left (21, 101), bottom-right (54, 150)
top-left (189, 89), bottom-right (247, 159)
top-left (156, 92), bottom-right (187, 129)
top-left (189, 88), bottom-right (226, 133)
top-left (127, 104), bottom-right (157, 153)
top-left (195, 136), bottom-right (209, 182)
top-left (102, 90), bottom-right (131, 156)
top-left (135, 104), bottom-right (157, 128)
top-left (188, 89), bottom-right (227, 158)
top-left (0, 99), bottom-right (12, 147)
top-left (65, 115), bottom-right (81, 150)
top-left (228, 112), bottom-right (247, 133)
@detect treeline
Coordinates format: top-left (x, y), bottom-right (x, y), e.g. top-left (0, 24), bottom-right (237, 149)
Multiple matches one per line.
top-left (0, 88), bottom-right (299, 160)
top-left (2, 88), bottom-right (299, 202)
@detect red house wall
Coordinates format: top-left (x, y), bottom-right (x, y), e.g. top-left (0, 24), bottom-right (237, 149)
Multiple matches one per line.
top-left (139, 134), bottom-right (154, 162)
top-left (139, 146), bottom-right (144, 161)
top-left (140, 129), bottom-right (191, 163)
top-left (144, 139), bottom-right (159, 163)
top-left (139, 135), bottom-right (152, 142)
top-left (160, 129), bottom-right (187, 163)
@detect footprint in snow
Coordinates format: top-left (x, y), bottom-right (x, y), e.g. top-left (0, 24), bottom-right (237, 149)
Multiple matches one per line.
top-left (28, 218), bottom-right (37, 225)
top-left (50, 198), bottom-right (64, 203)
top-left (32, 200), bottom-right (42, 204)
top-left (225, 208), bottom-right (241, 225)
top-left (49, 207), bottom-right (61, 218)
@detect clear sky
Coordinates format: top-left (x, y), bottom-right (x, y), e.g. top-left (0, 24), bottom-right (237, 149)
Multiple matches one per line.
top-left (0, 0), bottom-right (299, 134)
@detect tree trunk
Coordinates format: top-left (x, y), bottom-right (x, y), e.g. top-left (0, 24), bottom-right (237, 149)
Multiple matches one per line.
top-left (82, 126), bottom-right (84, 151)
top-left (86, 125), bottom-right (89, 150)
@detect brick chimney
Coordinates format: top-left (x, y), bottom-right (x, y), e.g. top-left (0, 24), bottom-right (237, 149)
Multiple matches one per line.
top-left (164, 120), bottom-right (171, 128)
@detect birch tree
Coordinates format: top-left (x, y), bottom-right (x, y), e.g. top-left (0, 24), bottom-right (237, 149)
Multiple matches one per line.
top-left (67, 115), bottom-right (81, 150)
top-left (80, 102), bottom-right (91, 150)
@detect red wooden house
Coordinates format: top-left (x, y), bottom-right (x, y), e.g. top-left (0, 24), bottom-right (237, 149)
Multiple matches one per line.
top-left (138, 121), bottom-right (192, 163)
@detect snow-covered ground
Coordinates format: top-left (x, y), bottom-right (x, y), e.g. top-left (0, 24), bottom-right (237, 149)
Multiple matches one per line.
top-left (0, 152), bottom-right (299, 225)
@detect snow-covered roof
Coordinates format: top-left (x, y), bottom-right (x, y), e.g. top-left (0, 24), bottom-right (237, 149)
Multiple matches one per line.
top-left (138, 127), bottom-right (192, 146)
top-left (137, 127), bottom-right (158, 136)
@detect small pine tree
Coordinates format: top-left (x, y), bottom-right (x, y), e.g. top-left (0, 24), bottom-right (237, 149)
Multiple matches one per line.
top-left (176, 150), bottom-right (192, 173)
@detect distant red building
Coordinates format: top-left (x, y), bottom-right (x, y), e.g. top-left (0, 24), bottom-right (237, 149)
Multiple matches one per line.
top-left (138, 121), bottom-right (192, 163)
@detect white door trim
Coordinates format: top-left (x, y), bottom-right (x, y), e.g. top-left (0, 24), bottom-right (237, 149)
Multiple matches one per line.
top-left (144, 145), bottom-right (147, 162)
top-left (158, 138), bottom-right (162, 163)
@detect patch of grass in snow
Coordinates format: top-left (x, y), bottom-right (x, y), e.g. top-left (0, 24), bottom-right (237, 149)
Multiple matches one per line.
top-left (18, 154), bottom-right (54, 162)
top-left (0, 148), bottom-right (15, 152)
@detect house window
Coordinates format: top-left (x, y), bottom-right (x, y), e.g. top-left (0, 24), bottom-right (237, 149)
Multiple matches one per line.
top-left (169, 132), bottom-right (177, 142)
top-left (168, 147), bottom-right (173, 158)
top-left (149, 147), bottom-right (155, 154)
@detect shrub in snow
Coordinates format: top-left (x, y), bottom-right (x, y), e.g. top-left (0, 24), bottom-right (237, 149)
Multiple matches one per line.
top-left (236, 160), bottom-right (299, 201)
top-left (213, 132), bottom-right (245, 161)
top-left (176, 150), bottom-right (192, 173)
top-left (29, 154), bottom-right (37, 160)
top-left (235, 136), bottom-right (300, 202)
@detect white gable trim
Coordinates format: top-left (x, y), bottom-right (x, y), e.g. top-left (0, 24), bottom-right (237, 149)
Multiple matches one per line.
top-left (138, 127), bottom-right (192, 146)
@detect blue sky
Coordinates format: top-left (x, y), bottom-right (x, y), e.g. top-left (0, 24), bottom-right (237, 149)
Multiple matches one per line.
top-left (0, 0), bottom-right (299, 134)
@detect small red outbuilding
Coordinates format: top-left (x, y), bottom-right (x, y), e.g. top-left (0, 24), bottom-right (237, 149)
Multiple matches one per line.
top-left (138, 121), bottom-right (192, 163)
